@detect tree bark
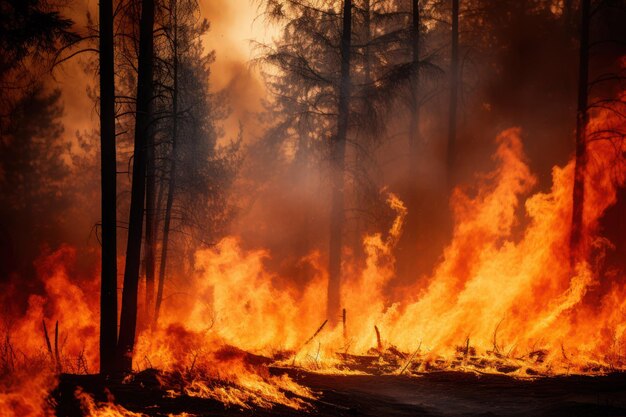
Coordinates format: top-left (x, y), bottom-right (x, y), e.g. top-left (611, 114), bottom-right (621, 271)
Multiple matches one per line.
top-left (446, 0), bottom-right (459, 188)
top-left (99, 0), bottom-right (117, 377)
top-left (328, 0), bottom-right (352, 325)
top-left (570, 0), bottom-right (590, 267)
top-left (117, 0), bottom-right (155, 373)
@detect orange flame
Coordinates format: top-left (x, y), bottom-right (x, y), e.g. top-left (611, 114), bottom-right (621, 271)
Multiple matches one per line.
top-left (1, 90), bottom-right (625, 415)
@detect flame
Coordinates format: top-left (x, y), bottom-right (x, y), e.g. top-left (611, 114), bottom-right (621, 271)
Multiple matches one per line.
top-left (76, 389), bottom-right (145, 417)
top-left (184, 107), bottom-right (625, 375)
top-left (0, 371), bottom-right (56, 417)
top-left (1, 89), bottom-right (625, 413)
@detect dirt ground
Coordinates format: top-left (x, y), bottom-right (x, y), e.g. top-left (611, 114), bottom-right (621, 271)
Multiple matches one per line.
top-left (54, 369), bottom-right (626, 417)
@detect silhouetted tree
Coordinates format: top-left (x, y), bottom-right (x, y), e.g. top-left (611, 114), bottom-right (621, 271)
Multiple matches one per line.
top-left (117, 0), bottom-right (155, 373)
top-left (327, 0), bottom-right (353, 324)
top-left (99, 0), bottom-right (118, 376)
top-left (152, 0), bottom-right (237, 324)
top-left (0, 86), bottom-right (69, 279)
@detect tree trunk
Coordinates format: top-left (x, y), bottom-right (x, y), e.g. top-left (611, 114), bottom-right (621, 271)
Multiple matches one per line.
top-left (396, 0), bottom-right (421, 279)
top-left (350, 0), bottom-right (371, 260)
top-left (154, 2), bottom-right (179, 325)
top-left (99, 0), bottom-right (117, 377)
top-left (117, 0), bottom-right (155, 373)
top-left (144, 128), bottom-right (156, 324)
top-left (570, 0), bottom-right (590, 267)
top-left (328, 0), bottom-right (352, 325)
top-left (154, 162), bottom-right (174, 324)
top-left (446, 0), bottom-right (459, 188)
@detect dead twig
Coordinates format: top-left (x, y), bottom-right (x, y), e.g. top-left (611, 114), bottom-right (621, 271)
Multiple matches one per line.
top-left (304, 320), bottom-right (328, 347)
top-left (292, 320), bottom-right (328, 366)
top-left (493, 319), bottom-right (504, 355)
top-left (54, 321), bottom-right (62, 372)
top-left (399, 342), bottom-right (422, 375)
top-left (374, 325), bottom-right (382, 352)
top-left (42, 320), bottom-right (54, 364)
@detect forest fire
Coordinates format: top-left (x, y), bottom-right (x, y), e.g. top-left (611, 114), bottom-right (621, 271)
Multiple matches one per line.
top-left (1, 0), bottom-right (626, 416)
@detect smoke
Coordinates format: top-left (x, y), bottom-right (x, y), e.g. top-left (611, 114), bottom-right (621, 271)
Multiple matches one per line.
top-left (0, 0), bottom-right (624, 382)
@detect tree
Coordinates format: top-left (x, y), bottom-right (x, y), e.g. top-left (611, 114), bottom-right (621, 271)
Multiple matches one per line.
top-left (0, 0), bottom-right (76, 286)
top-left (154, 0), bottom-right (182, 324)
top-left (257, 0), bottom-right (416, 316)
top-left (0, 86), bottom-right (69, 279)
top-left (143, 120), bottom-right (157, 325)
top-left (395, 0), bottom-right (424, 278)
top-left (327, 0), bottom-right (353, 324)
top-left (117, 0), bottom-right (155, 372)
top-left (152, 0), bottom-right (237, 324)
top-left (98, 0), bottom-right (118, 376)
top-left (257, 0), bottom-right (353, 322)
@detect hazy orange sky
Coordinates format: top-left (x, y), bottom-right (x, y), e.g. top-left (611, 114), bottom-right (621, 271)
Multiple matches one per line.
top-left (56, 0), bottom-right (273, 146)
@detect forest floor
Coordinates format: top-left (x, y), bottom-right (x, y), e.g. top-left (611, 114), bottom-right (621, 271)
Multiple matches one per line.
top-left (53, 368), bottom-right (626, 417)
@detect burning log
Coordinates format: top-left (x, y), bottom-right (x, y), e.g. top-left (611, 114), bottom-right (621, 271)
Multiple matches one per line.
top-left (528, 349), bottom-right (548, 364)
top-left (336, 352), bottom-right (382, 374)
top-left (387, 346), bottom-right (407, 360)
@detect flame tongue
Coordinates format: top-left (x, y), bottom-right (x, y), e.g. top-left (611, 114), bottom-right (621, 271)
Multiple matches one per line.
top-left (1, 94), bottom-right (625, 414)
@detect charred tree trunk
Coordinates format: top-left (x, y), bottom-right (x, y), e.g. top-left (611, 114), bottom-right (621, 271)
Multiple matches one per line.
top-left (328, 0), bottom-right (352, 325)
top-left (117, 0), bottom-right (155, 373)
top-left (154, 4), bottom-right (179, 325)
top-left (144, 129), bottom-right (156, 324)
top-left (397, 0), bottom-right (421, 278)
top-left (570, 0), bottom-right (590, 267)
top-left (154, 154), bottom-right (175, 326)
top-left (99, 0), bottom-right (117, 377)
top-left (446, 0), bottom-right (459, 188)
